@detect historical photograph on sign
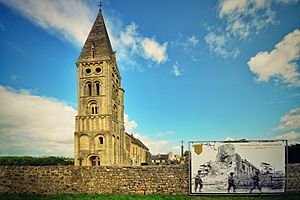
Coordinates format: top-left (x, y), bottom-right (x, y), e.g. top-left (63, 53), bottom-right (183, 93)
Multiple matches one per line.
top-left (190, 140), bottom-right (287, 195)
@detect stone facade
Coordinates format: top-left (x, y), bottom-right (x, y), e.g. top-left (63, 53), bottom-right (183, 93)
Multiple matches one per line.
top-left (0, 164), bottom-right (299, 195)
top-left (74, 9), bottom-right (149, 166)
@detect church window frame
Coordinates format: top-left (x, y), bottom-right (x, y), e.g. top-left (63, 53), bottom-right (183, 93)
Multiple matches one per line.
top-left (99, 136), bottom-right (104, 144)
top-left (90, 103), bottom-right (98, 114)
top-left (95, 67), bottom-right (102, 73)
top-left (85, 68), bottom-right (92, 74)
top-left (112, 85), bottom-right (118, 100)
top-left (95, 81), bottom-right (100, 96)
top-left (87, 82), bottom-right (92, 96)
top-left (94, 135), bottom-right (105, 151)
top-left (87, 100), bottom-right (99, 115)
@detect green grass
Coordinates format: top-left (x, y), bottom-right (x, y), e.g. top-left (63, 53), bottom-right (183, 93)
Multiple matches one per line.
top-left (0, 194), bottom-right (299, 200)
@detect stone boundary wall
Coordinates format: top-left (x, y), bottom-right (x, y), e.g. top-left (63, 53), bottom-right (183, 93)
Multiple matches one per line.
top-left (287, 163), bottom-right (300, 193)
top-left (0, 165), bottom-right (188, 195)
top-left (0, 164), bottom-right (299, 195)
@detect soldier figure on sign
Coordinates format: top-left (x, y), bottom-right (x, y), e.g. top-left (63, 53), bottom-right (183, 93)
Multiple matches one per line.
top-left (250, 170), bottom-right (262, 193)
top-left (227, 172), bottom-right (236, 193)
top-left (194, 170), bottom-right (203, 192)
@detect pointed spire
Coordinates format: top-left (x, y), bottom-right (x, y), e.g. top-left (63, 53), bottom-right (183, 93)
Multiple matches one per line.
top-left (77, 6), bottom-right (114, 63)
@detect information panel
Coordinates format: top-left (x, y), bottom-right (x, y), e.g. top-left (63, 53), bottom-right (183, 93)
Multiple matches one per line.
top-left (189, 140), bottom-right (287, 195)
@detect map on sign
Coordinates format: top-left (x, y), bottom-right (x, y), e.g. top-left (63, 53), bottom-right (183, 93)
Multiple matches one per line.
top-left (189, 140), bottom-right (287, 195)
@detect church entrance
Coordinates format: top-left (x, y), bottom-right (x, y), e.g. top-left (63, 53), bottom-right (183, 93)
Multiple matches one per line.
top-left (88, 155), bottom-right (100, 166)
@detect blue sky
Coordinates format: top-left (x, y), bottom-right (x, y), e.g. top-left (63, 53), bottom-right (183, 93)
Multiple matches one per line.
top-left (0, 0), bottom-right (300, 156)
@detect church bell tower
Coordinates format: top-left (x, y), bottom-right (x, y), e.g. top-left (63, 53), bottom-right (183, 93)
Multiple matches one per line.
top-left (74, 7), bottom-right (125, 166)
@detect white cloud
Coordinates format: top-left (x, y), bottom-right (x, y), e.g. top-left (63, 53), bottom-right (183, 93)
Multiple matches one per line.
top-left (274, 108), bottom-right (300, 131)
top-left (206, 0), bottom-right (298, 58)
top-left (171, 62), bottom-right (183, 77)
top-left (224, 136), bottom-right (236, 141)
top-left (0, 0), bottom-right (94, 46)
top-left (275, 131), bottom-right (300, 140)
top-left (124, 113), bottom-right (137, 134)
top-left (0, 0), bottom-right (168, 67)
top-left (187, 36), bottom-right (199, 47)
top-left (156, 131), bottom-right (176, 137)
top-left (0, 86), bottom-right (178, 156)
top-left (247, 29), bottom-right (300, 86)
top-left (119, 22), bottom-right (139, 52)
top-left (0, 85), bottom-right (76, 156)
top-left (219, 0), bottom-right (249, 17)
top-left (116, 22), bottom-right (168, 65)
top-left (273, 108), bottom-right (300, 143)
top-left (133, 133), bottom-right (179, 155)
top-left (124, 114), bottom-right (178, 154)
top-left (204, 32), bottom-right (240, 58)
top-left (171, 36), bottom-right (200, 61)
top-left (218, 0), bottom-right (286, 39)
top-left (141, 38), bottom-right (168, 64)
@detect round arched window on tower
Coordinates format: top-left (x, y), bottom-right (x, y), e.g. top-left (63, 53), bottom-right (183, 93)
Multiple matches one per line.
top-left (95, 67), bottom-right (102, 73)
top-left (85, 68), bottom-right (91, 74)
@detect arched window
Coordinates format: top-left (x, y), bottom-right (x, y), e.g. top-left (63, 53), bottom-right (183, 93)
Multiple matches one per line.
top-left (92, 104), bottom-right (97, 114)
top-left (99, 137), bottom-right (104, 144)
top-left (95, 82), bottom-right (100, 95)
top-left (87, 83), bottom-right (92, 96)
top-left (91, 42), bottom-right (95, 58)
top-left (95, 135), bottom-right (105, 150)
top-left (79, 135), bottom-right (89, 151)
top-left (112, 85), bottom-right (117, 100)
top-left (89, 102), bottom-right (98, 114)
top-left (113, 104), bottom-right (117, 118)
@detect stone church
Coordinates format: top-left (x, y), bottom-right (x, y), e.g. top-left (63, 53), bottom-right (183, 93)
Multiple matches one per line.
top-left (74, 7), bottom-right (150, 166)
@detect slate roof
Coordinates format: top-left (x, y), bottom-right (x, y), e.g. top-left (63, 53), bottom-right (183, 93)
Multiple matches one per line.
top-left (151, 154), bottom-right (169, 161)
top-left (77, 9), bottom-right (114, 63)
top-left (126, 132), bottom-right (149, 151)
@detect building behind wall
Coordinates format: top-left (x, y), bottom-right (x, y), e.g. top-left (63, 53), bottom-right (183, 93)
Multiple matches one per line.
top-left (74, 7), bottom-right (150, 166)
top-left (125, 133), bottom-right (150, 165)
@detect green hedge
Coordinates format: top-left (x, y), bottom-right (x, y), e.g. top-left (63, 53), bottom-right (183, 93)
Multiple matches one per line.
top-left (0, 156), bottom-right (74, 166)
top-left (288, 144), bottom-right (300, 163)
top-left (0, 144), bottom-right (298, 166)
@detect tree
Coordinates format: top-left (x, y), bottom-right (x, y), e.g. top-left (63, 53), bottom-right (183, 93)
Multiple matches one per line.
top-left (288, 144), bottom-right (300, 163)
top-left (0, 156), bottom-right (74, 166)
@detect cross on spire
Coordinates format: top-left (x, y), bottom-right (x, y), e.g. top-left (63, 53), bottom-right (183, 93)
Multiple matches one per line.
top-left (98, 0), bottom-right (103, 11)
top-left (77, 0), bottom-right (114, 63)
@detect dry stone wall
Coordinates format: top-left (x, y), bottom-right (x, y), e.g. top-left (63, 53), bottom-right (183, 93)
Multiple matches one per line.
top-left (0, 164), bottom-right (299, 195)
top-left (0, 165), bottom-right (188, 195)
top-left (287, 163), bottom-right (300, 192)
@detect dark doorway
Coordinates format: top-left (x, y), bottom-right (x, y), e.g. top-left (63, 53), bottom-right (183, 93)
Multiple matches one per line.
top-left (89, 156), bottom-right (100, 166)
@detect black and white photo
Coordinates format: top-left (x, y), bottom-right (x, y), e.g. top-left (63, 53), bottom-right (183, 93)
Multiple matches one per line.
top-left (190, 140), bottom-right (287, 195)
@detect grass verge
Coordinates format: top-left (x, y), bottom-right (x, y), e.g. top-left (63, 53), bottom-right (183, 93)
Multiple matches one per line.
top-left (0, 193), bottom-right (299, 200)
